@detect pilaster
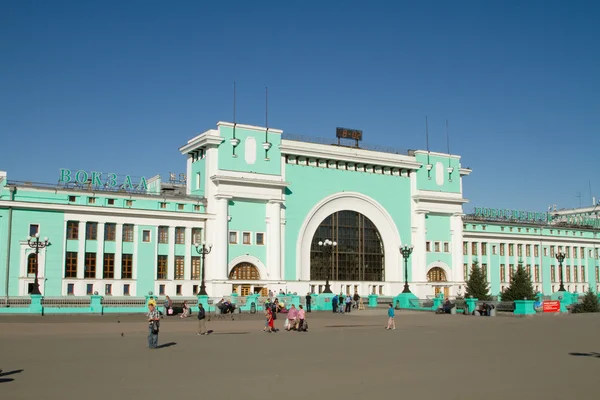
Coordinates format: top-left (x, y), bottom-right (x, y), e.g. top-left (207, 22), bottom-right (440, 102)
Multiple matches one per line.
top-left (214, 195), bottom-right (231, 280)
top-left (77, 221), bottom-right (86, 279)
top-left (96, 223), bottom-right (105, 279)
top-left (114, 223), bottom-right (123, 280)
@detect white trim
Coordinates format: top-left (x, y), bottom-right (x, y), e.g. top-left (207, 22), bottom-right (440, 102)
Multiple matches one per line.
top-left (217, 121), bottom-right (283, 135)
top-left (296, 192), bottom-right (403, 282)
top-left (228, 255), bottom-right (269, 281)
top-left (426, 261), bottom-right (453, 282)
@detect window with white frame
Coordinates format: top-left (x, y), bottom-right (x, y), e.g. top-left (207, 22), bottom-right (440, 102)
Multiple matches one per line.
top-left (229, 231), bottom-right (238, 244)
top-left (256, 232), bottom-right (265, 245)
top-left (443, 242), bottom-right (449, 253)
top-left (243, 232), bottom-right (251, 245)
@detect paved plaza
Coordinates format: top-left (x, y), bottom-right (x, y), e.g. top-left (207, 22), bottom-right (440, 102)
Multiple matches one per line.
top-left (1, 309), bottom-right (599, 400)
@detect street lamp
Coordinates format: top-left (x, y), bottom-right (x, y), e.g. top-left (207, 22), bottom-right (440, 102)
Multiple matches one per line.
top-left (556, 251), bottom-right (566, 292)
top-left (27, 233), bottom-right (49, 295)
top-left (399, 244), bottom-right (414, 293)
top-left (194, 241), bottom-right (213, 296)
top-left (318, 239), bottom-right (337, 294)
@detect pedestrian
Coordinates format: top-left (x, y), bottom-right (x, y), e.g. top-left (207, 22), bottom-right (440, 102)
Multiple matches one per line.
top-left (147, 301), bottom-right (160, 349)
top-left (297, 304), bottom-right (306, 332)
top-left (386, 303), bottom-right (396, 330)
top-left (305, 292), bottom-right (312, 312)
top-left (345, 294), bottom-right (352, 313)
top-left (197, 303), bottom-right (207, 335)
top-left (332, 295), bottom-right (338, 313)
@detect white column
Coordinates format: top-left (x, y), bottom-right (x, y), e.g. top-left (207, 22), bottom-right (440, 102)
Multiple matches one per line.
top-left (96, 223), bottom-right (105, 279)
top-left (77, 221), bottom-right (86, 279)
top-left (132, 224), bottom-right (139, 280)
top-left (114, 223), bottom-right (123, 280)
top-left (451, 214), bottom-right (464, 283)
top-left (411, 211), bottom-right (427, 282)
top-left (184, 227), bottom-right (192, 281)
top-left (168, 226), bottom-right (176, 281)
top-left (267, 201), bottom-right (282, 281)
top-left (214, 196), bottom-right (231, 280)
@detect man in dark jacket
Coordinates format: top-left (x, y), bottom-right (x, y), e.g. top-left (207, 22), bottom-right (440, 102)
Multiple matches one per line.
top-left (197, 303), bottom-right (207, 335)
top-left (305, 293), bottom-right (312, 313)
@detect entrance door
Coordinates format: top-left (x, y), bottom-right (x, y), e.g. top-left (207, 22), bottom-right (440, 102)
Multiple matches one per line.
top-left (434, 287), bottom-right (441, 296)
top-left (443, 287), bottom-right (449, 298)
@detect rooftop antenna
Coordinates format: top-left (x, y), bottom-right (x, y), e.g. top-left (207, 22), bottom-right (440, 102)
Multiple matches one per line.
top-left (576, 192), bottom-right (582, 208)
top-left (589, 180), bottom-right (593, 206)
top-left (425, 116), bottom-right (432, 179)
top-left (445, 120), bottom-right (454, 181)
top-left (231, 81), bottom-right (239, 157)
top-left (263, 86), bottom-right (272, 159)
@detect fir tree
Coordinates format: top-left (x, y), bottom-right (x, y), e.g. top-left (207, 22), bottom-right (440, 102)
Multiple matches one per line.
top-left (501, 261), bottom-right (536, 301)
top-left (465, 260), bottom-right (491, 301)
top-left (578, 290), bottom-right (600, 313)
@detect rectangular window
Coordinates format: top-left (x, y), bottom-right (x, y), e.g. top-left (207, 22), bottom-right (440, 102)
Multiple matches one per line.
top-left (158, 226), bottom-right (169, 244)
top-left (105, 284), bottom-right (112, 295)
top-left (29, 224), bottom-right (39, 237)
top-left (194, 205), bottom-right (201, 212)
top-left (581, 266), bottom-right (585, 282)
top-left (175, 256), bottom-right (184, 280)
top-left (123, 284), bottom-right (130, 295)
top-left (229, 231), bottom-right (238, 244)
top-left (509, 264), bottom-right (514, 280)
top-left (526, 245), bottom-right (530, 257)
top-left (243, 232), bottom-right (251, 245)
top-left (534, 245), bottom-right (539, 257)
top-left (565, 247), bottom-right (570, 258)
top-left (107, 198), bottom-right (115, 205)
top-left (67, 221), bottom-right (79, 240)
top-left (481, 264), bottom-right (487, 280)
top-left (596, 266), bottom-right (599, 282)
top-left (177, 204), bottom-right (184, 211)
top-left (67, 283), bottom-right (74, 295)
top-left (426, 241), bottom-right (431, 252)
top-left (125, 200), bottom-right (133, 207)
top-left (471, 242), bottom-right (478, 255)
top-left (193, 285), bottom-right (198, 295)
top-left (121, 254), bottom-right (133, 279)
top-left (160, 202), bottom-right (167, 209)
top-left (142, 230), bottom-right (151, 242)
top-left (566, 266), bottom-right (571, 282)
top-left (68, 196), bottom-right (76, 203)
top-left (86, 284), bottom-right (94, 295)
top-left (544, 247), bottom-right (548, 256)
top-left (509, 244), bottom-right (514, 257)
top-left (175, 227), bottom-right (185, 244)
top-left (526, 264), bottom-right (531, 279)
top-left (500, 244), bottom-right (505, 256)
top-left (65, 252), bottom-right (77, 278)
top-left (481, 243), bottom-right (487, 256)
top-left (84, 252), bottom-right (96, 278)
top-left (492, 245), bottom-right (497, 255)
top-left (500, 264), bottom-right (506, 283)
top-left (580, 248), bottom-right (585, 259)
top-left (517, 244), bottom-right (522, 257)
top-left (463, 242), bottom-right (468, 255)
top-left (535, 265), bottom-right (540, 282)
top-left (574, 266), bottom-right (579, 282)
top-left (443, 242), bottom-right (449, 253)
top-left (463, 263), bottom-right (469, 280)
top-left (191, 256), bottom-right (201, 280)
top-left (157, 255), bottom-right (168, 280)
top-left (104, 223), bottom-right (116, 241)
top-left (256, 233), bottom-right (265, 245)
top-left (196, 172), bottom-right (201, 190)
top-left (550, 246), bottom-right (555, 257)
top-left (574, 247), bottom-right (578, 258)
top-left (86, 222), bottom-right (98, 240)
top-left (176, 284), bottom-right (182, 295)
top-left (192, 228), bottom-right (202, 245)
top-left (123, 224), bottom-right (134, 242)
top-left (88, 197), bottom-right (96, 205)
top-left (434, 242), bottom-right (440, 252)
top-left (159, 284), bottom-right (165, 296)
top-left (103, 253), bottom-right (115, 279)
top-left (551, 265), bottom-right (556, 282)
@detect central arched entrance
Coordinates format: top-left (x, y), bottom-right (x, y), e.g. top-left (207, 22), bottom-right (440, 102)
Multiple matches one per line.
top-left (229, 262), bottom-right (266, 296)
top-left (427, 267), bottom-right (449, 298)
top-left (310, 210), bottom-right (385, 284)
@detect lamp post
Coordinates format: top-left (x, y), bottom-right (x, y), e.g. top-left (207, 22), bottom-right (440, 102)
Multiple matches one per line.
top-left (318, 239), bottom-right (337, 294)
top-left (27, 233), bottom-right (49, 295)
top-left (399, 245), bottom-right (414, 293)
top-left (556, 251), bottom-right (566, 292)
top-left (194, 241), bottom-right (213, 296)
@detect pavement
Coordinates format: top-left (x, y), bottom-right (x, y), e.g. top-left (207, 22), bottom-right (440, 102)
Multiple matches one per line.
top-left (1, 309), bottom-right (599, 400)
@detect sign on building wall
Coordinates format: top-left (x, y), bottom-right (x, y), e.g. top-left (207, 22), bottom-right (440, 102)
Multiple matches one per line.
top-left (59, 168), bottom-right (148, 191)
top-left (473, 207), bottom-right (550, 223)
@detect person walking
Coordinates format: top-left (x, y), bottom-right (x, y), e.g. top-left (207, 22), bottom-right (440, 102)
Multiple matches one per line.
top-left (147, 301), bottom-right (160, 349)
top-left (197, 303), bottom-right (207, 335)
top-left (305, 293), bottom-right (312, 313)
top-left (386, 303), bottom-right (396, 330)
top-left (297, 304), bottom-right (307, 332)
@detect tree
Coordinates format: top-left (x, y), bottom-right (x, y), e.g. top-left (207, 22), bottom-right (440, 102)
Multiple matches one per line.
top-left (501, 261), bottom-right (536, 301)
top-left (465, 260), bottom-right (491, 301)
top-left (573, 290), bottom-right (600, 313)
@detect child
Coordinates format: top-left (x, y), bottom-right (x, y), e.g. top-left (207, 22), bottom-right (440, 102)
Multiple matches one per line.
top-left (386, 303), bottom-right (395, 330)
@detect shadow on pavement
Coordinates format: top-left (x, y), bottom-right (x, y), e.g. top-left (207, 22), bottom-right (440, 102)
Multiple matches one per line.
top-left (0, 369), bottom-right (24, 383)
top-left (569, 352), bottom-right (600, 358)
top-left (156, 342), bottom-right (177, 349)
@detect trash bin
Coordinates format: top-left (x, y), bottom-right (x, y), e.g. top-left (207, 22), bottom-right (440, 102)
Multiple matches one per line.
top-left (250, 302), bottom-right (256, 314)
top-left (489, 308), bottom-right (496, 317)
top-left (450, 307), bottom-right (457, 315)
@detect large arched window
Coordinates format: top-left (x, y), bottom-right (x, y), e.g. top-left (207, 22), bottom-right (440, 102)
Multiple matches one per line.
top-left (229, 263), bottom-right (260, 280)
top-left (427, 267), bottom-right (447, 282)
top-left (27, 254), bottom-right (36, 275)
top-left (310, 210), bottom-right (385, 281)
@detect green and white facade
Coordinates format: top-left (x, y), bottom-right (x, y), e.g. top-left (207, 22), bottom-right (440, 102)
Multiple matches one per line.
top-left (1, 121), bottom-right (599, 300)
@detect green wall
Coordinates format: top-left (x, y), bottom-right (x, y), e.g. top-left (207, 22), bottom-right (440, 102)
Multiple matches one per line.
top-left (218, 125), bottom-right (281, 175)
top-left (425, 214), bottom-right (452, 268)
top-left (136, 225), bottom-right (155, 294)
top-left (227, 200), bottom-right (267, 272)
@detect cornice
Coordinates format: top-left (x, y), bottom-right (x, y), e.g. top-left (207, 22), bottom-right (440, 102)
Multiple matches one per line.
top-left (217, 121), bottom-right (283, 134)
top-left (179, 133), bottom-right (224, 154)
top-left (210, 175), bottom-right (290, 189)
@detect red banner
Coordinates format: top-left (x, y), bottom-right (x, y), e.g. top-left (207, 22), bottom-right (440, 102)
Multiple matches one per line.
top-left (543, 301), bottom-right (560, 313)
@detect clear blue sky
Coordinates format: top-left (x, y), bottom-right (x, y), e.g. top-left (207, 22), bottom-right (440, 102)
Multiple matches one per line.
top-left (1, 0), bottom-right (599, 212)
